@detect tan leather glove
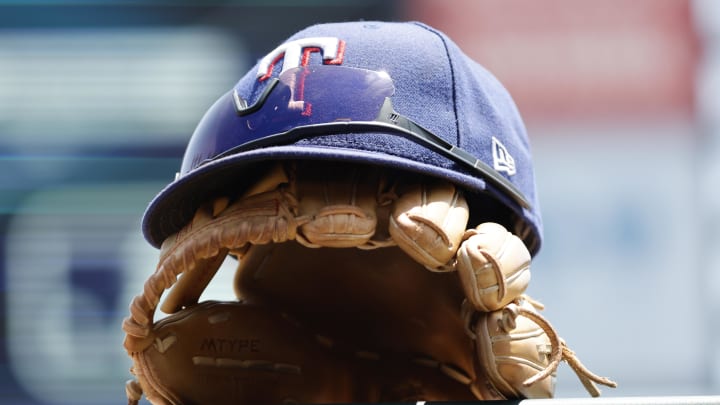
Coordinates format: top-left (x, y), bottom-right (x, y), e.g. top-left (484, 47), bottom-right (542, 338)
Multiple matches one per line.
top-left (123, 161), bottom-right (615, 404)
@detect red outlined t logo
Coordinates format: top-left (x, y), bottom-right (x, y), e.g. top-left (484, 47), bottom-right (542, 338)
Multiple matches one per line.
top-left (256, 37), bottom-right (345, 81)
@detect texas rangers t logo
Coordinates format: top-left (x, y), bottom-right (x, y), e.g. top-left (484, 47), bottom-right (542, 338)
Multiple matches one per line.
top-left (256, 37), bottom-right (346, 81)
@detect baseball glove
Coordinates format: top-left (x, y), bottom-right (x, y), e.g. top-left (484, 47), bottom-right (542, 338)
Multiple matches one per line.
top-left (122, 161), bottom-right (616, 404)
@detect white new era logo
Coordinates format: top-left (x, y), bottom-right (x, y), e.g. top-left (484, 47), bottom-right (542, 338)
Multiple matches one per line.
top-left (492, 136), bottom-right (516, 176)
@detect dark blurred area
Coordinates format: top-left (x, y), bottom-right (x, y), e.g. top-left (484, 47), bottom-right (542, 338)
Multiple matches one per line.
top-left (1, 1), bottom-right (717, 404)
top-left (0, 3), bottom-right (399, 404)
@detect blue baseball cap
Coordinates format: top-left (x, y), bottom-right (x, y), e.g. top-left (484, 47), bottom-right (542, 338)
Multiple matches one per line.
top-left (142, 21), bottom-right (543, 255)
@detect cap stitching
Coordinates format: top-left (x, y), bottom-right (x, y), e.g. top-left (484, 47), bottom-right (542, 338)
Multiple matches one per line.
top-left (411, 22), bottom-right (461, 148)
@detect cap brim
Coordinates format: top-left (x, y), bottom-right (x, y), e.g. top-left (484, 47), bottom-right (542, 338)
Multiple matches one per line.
top-left (142, 142), bottom-right (505, 249)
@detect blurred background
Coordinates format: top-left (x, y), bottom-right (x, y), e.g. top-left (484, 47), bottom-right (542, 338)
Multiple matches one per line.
top-left (0, 0), bottom-right (716, 403)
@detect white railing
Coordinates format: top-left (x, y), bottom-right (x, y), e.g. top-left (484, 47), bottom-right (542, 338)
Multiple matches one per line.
top-left (410, 397), bottom-right (720, 405)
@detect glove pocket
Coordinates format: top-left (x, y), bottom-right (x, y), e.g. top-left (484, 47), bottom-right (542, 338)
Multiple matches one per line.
top-left (133, 301), bottom-right (356, 405)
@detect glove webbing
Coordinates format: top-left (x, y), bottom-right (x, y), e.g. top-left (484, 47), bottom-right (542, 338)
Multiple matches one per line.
top-left (123, 188), bottom-right (309, 352)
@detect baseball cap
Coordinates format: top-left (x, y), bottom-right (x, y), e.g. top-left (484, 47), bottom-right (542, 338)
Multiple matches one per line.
top-left (141, 21), bottom-right (543, 255)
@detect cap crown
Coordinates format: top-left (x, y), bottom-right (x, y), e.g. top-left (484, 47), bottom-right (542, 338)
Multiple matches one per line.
top-left (142, 21), bottom-right (542, 254)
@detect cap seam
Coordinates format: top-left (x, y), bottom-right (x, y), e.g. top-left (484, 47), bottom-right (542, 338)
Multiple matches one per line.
top-left (411, 22), bottom-right (461, 148)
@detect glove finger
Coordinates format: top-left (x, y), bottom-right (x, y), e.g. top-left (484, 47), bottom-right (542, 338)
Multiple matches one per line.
top-left (472, 298), bottom-right (555, 399)
top-left (389, 180), bottom-right (469, 271)
top-left (293, 161), bottom-right (379, 248)
top-left (456, 222), bottom-right (531, 312)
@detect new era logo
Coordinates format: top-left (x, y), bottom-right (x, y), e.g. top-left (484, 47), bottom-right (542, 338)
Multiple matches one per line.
top-left (492, 136), bottom-right (516, 176)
